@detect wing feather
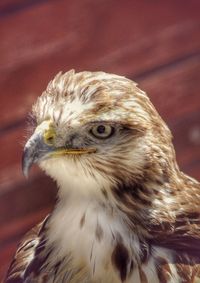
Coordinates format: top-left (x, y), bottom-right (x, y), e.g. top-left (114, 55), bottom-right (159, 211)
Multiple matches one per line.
top-left (4, 217), bottom-right (49, 283)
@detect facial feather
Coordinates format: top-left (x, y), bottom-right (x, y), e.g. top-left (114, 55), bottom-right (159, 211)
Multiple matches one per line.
top-left (33, 70), bottom-right (175, 187)
top-left (32, 70), bottom-right (183, 237)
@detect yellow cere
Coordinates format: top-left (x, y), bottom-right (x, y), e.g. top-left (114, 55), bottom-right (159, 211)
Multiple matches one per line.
top-left (43, 126), bottom-right (56, 146)
top-left (34, 120), bottom-right (56, 146)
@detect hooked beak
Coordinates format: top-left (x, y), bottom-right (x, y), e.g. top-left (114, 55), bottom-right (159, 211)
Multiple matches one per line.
top-left (22, 120), bottom-right (96, 177)
top-left (22, 132), bottom-right (53, 178)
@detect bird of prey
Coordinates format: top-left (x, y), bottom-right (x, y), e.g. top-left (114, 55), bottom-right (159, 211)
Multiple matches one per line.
top-left (4, 70), bottom-right (200, 283)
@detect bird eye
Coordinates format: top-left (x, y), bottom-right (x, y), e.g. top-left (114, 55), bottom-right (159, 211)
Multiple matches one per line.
top-left (90, 124), bottom-right (114, 139)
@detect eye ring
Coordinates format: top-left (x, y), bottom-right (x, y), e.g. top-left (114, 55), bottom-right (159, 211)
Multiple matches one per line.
top-left (90, 124), bottom-right (114, 139)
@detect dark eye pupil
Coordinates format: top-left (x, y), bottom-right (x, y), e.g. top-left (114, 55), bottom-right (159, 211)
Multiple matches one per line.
top-left (97, 125), bottom-right (106, 134)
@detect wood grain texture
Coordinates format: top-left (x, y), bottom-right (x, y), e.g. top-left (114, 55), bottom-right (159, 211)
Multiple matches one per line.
top-left (0, 0), bottom-right (199, 281)
top-left (139, 55), bottom-right (200, 121)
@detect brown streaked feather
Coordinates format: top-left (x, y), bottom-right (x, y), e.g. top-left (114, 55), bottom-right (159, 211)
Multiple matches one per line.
top-left (149, 177), bottom-right (200, 258)
top-left (158, 255), bottom-right (200, 283)
top-left (4, 216), bottom-right (49, 283)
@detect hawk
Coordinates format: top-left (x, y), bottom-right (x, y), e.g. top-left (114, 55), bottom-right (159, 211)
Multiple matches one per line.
top-left (4, 70), bottom-right (200, 283)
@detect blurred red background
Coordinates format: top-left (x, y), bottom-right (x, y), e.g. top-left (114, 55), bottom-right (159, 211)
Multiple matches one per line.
top-left (0, 0), bottom-right (200, 280)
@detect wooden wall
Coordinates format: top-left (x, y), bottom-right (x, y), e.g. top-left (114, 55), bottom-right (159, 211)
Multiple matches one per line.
top-left (0, 0), bottom-right (200, 280)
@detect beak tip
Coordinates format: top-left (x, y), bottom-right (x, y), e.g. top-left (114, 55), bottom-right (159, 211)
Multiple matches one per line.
top-left (22, 130), bottom-right (53, 178)
top-left (22, 167), bottom-right (29, 179)
top-left (22, 147), bottom-right (31, 179)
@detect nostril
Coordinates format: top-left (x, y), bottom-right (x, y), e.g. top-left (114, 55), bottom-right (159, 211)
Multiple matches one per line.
top-left (47, 136), bottom-right (54, 141)
top-left (47, 136), bottom-right (54, 142)
top-left (43, 129), bottom-right (56, 145)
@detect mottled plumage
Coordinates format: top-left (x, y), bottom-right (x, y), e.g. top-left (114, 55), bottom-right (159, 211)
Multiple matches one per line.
top-left (4, 70), bottom-right (200, 283)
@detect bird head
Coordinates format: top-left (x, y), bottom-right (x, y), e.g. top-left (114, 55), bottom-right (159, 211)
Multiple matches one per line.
top-left (23, 70), bottom-right (176, 198)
